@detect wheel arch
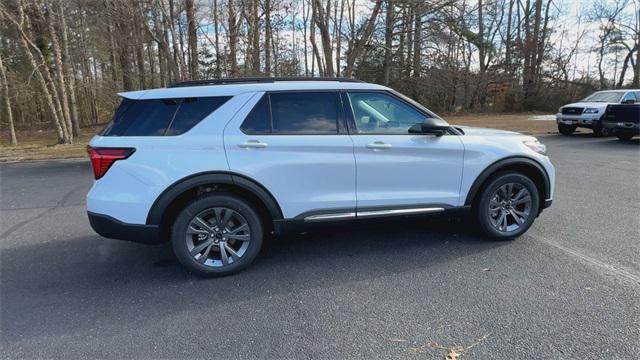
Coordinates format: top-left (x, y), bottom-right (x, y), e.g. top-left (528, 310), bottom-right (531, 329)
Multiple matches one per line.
top-left (464, 156), bottom-right (550, 212)
top-left (146, 172), bottom-right (283, 241)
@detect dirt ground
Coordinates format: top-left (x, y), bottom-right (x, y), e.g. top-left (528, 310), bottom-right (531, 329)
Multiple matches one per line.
top-left (0, 113), bottom-right (563, 162)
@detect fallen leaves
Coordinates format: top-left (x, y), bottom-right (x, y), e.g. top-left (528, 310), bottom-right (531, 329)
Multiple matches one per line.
top-left (446, 348), bottom-right (462, 360)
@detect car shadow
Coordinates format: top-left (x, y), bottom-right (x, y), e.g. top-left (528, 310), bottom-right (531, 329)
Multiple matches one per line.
top-left (1, 216), bottom-right (510, 341)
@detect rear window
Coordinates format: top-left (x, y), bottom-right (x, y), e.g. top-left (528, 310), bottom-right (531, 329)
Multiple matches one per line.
top-left (101, 96), bottom-right (231, 136)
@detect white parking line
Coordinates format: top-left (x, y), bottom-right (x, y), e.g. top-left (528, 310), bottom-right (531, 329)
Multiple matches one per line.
top-left (537, 237), bottom-right (640, 285)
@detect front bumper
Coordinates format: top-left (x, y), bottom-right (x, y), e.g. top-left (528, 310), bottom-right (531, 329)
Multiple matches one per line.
top-left (88, 211), bottom-right (162, 244)
top-left (556, 113), bottom-right (601, 128)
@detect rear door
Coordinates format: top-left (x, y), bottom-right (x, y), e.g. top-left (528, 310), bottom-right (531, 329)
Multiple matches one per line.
top-left (224, 91), bottom-right (356, 219)
top-left (344, 91), bottom-right (465, 210)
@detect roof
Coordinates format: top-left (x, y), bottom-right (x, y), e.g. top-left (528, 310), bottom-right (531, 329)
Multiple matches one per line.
top-left (594, 89), bottom-right (640, 92)
top-left (118, 79), bottom-right (390, 100)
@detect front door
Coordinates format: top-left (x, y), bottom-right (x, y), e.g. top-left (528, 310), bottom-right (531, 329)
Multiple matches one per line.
top-left (344, 91), bottom-right (465, 210)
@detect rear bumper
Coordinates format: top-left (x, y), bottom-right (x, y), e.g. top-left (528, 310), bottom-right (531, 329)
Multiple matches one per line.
top-left (602, 121), bottom-right (639, 134)
top-left (88, 211), bottom-right (162, 245)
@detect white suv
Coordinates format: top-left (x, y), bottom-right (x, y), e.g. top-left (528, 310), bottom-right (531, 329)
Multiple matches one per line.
top-left (87, 78), bottom-right (555, 277)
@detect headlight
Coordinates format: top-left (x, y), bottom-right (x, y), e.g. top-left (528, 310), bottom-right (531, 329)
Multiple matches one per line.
top-left (523, 139), bottom-right (547, 155)
top-left (583, 108), bottom-right (599, 114)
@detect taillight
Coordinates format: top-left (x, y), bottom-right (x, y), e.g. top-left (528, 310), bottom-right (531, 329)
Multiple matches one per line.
top-left (87, 146), bottom-right (135, 179)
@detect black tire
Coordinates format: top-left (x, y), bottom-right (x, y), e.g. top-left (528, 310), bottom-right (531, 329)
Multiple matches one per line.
top-left (558, 123), bottom-right (576, 136)
top-left (593, 126), bottom-right (609, 137)
top-left (475, 172), bottom-right (540, 240)
top-left (171, 193), bottom-right (264, 277)
top-left (616, 132), bottom-right (635, 141)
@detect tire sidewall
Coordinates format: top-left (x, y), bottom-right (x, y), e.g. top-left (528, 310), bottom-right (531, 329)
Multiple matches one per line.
top-left (171, 193), bottom-right (264, 277)
top-left (476, 172), bottom-right (540, 240)
top-left (558, 124), bottom-right (575, 136)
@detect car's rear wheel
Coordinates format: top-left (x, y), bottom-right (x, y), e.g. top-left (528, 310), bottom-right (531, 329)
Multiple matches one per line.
top-left (475, 172), bottom-right (540, 240)
top-left (558, 124), bottom-right (576, 136)
top-left (616, 132), bottom-right (635, 141)
top-left (171, 193), bottom-right (264, 277)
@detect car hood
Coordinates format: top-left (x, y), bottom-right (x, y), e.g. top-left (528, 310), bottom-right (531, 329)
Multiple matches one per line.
top-left (562, 102), bottom-right (611, 109)
top-left (455, 125), bottom-right (525, 136)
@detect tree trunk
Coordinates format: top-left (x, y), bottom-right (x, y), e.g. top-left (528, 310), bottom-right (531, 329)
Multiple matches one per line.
top-left (313, 0), bottom-right (335, 76)
top-left (302, 0), bottom-right (309, 76)
top-left (335, 0), bottom-right (345, 76)
top-left (186, 0), bottom-right (198, 79)
top-left (252, 0), bottom-right (261, 74)
top-left (265, 0), bottom-right (272, 76)
top-left (0, 55), bottom-right (17, 145)
top-left (228, 0), bottom-right (239, 76)
top-left (45, 0), bottom-right (74, 143)
top-left (310, 4), bottom-right (324, 76)
top-left (412, 6), bottom-right (421, 78)
top-left (344, 0), bottom-right (383, 76)
top-left (382, 0), bottom-right (393, 84)
top-left (213, 0), bottom-right (222, 77)
top-left (58, 0), bottom-right (80, 136)
top-left (505, 0), bottom-right (513, 75)
top-left (2, 3), bottom-right (68, 143)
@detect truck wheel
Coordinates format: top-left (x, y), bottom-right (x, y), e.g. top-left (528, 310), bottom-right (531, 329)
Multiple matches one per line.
top-left (593, 126), bottom-right (609, 137)
top-left (475, 172), bottom-right (540, 240)
top-left (171, 193), bottom-right (264, 277)
top-left (616, 133), bottom-right (635, 141)
top-left (558, 124), bottom-right (576, 136)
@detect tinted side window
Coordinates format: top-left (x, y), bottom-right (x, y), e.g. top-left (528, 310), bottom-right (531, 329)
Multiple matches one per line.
top-left (103, 98), bottom-right (179, 136)
top-left (240, 95), bottom-right (271, 134)
top-left (166, 96), bottom-right (231, 135)
top-left (269, 92), bottom-right (339, 134)
top-left (102, 96), bottom-right (230, 136)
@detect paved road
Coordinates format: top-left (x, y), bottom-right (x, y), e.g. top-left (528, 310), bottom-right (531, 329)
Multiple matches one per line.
top-left (1, 134), bottom-right (639, 359)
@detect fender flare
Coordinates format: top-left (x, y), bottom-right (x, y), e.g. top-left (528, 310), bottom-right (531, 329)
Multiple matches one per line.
top-left (146, 171), bottom-right (283, 225)
top-left (464, 156), bottom-right (550, 206)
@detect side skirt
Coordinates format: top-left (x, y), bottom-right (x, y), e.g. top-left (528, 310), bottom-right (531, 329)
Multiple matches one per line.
top-left (273, 205), bottom-right (471, 236)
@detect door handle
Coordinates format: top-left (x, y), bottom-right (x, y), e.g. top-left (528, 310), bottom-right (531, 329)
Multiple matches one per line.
top-left (238, 140), bottom-right (269, 149)
top-left (366, 141), bottom-right (392, 150)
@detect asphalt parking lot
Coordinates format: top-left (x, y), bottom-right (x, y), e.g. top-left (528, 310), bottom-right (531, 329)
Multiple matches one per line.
top-left (1, 134), bottom-right (639, 359)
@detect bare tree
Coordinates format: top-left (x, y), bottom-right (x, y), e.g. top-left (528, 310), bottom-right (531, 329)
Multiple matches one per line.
top-left (0, 54), bottom-right (17, 145)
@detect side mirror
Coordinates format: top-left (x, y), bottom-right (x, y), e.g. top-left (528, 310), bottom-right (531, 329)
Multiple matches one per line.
top-left (408, 122), bottom-right (449, 136)
top-left (622, 99), bottom-right (635, 105)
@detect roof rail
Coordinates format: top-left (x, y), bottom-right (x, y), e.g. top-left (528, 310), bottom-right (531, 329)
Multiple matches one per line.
top-left (167, 77), bottom-right (363, 88)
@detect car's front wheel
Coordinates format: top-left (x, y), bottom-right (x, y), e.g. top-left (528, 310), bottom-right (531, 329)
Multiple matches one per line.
top-left (558, 123), bottom-right (576, 135)
top-left (593, 125), bottom-right (609, 137)
top-left (475, 172), bottom-right (540, 240)
top-left (171, 193), bottom-right (264, 277)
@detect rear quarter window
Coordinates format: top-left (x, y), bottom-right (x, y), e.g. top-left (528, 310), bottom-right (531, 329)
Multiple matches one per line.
top-left (101, 96), bottom-right (231, 136)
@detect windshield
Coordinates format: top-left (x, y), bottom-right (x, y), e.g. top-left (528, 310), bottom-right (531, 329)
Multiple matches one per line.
top-left (582, 91), bottom-right (624, 103)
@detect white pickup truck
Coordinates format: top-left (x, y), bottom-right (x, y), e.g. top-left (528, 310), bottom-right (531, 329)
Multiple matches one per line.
top-left (556, 89), bottom-right (639, 136)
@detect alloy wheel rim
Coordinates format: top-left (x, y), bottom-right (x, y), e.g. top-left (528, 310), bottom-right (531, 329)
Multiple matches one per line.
top-left (488, 182), bottom-right (532, 233)
top-left (185, 207), bottom-right (251, 267)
